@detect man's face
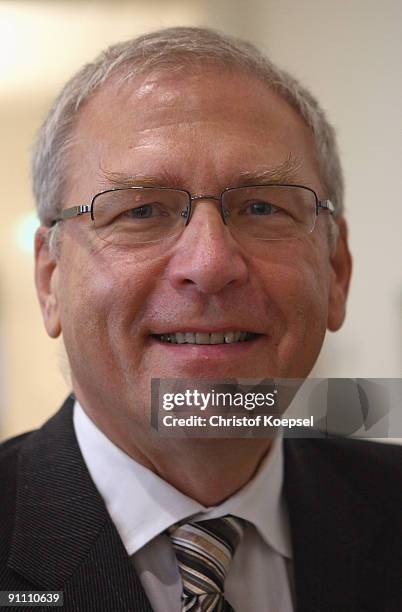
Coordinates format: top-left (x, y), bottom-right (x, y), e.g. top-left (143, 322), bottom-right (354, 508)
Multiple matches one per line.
top-left (36, 66), bottom-right (350, 431)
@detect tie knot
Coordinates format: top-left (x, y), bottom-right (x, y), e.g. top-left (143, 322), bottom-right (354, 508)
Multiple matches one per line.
top-left (169, 515), bottom-right (246, 610)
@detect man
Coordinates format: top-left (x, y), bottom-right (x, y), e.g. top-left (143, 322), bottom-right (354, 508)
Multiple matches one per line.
top-left (0, 27), bottom-right (400, 611)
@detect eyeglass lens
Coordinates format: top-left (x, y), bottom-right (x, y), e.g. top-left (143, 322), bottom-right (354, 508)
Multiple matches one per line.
top-left (92, 185), bottom-right (317, 246)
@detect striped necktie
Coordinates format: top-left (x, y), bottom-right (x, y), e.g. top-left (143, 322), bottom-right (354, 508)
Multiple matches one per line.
top-left (169, 515), bottom-right (246, 612)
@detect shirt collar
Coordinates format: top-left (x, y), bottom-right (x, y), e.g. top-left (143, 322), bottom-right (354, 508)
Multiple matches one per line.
top-left (74, 400), bottom-right (291, 559)
top-left (197, 432), bottom-right (291, 558)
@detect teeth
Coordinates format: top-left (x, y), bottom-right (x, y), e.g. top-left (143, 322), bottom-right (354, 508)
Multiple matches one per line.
top-left (156, 331), bottom-right (255, 344)
top-left (210, 332), bottom-right (224, 344)
top-left (196, 332), bottom-right (211, 344)
top-left (224, 331), bottom-right (242, 343)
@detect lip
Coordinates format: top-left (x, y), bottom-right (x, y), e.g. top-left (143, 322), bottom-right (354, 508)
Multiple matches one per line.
top-left (146, 333), bottom-right (267, 379)
top-left (147, 333), bottom-right (263, 355)
top-left (149, 327), bottom-right (262, 335)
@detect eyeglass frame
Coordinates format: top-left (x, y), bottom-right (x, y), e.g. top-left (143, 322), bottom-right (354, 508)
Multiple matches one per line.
top-left (51, 183), bottom-right (335, 239)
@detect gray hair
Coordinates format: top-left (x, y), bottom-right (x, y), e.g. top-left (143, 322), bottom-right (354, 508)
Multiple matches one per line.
top-left (32, 26), bottom-right (344, 243)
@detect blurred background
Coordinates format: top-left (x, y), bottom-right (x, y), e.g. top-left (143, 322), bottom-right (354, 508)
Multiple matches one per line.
top-left (0, 0), bottom-right (401, 440)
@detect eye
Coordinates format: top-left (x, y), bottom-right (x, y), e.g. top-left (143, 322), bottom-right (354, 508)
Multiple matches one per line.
top-left (242, 200), bottom-right (280, 215)
top-left (125, 204), bottom-right (169, 219)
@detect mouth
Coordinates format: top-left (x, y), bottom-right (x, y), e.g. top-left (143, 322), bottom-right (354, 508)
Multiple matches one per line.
top-left (150, 331), bottom-right (260, 345)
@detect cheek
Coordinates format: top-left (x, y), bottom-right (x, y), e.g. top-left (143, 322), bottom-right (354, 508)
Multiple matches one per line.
top-left (57, 244), bottom-right (165, 360)
top-left (259, 259), bottom-right (329, 378)
top-left (254, 234), bottom-right (330, 296)
top-left (253, 240), bottom-right (331, 332)
top-left (284, 261), bottom-right (329, 309)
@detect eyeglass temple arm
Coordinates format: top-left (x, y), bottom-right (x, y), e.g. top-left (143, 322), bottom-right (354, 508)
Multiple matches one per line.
top-left (52, 204), bottom-right (91, 224)
top-left (318, 199), bottom-right (335, 214)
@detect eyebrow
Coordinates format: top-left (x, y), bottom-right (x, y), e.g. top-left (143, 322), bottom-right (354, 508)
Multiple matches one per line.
top-left (99, 167), bottom-right (182, 189)
top-left (98, 154), bottom-right (302, 191)
top-left (236, 155), bottom-right (302, 186)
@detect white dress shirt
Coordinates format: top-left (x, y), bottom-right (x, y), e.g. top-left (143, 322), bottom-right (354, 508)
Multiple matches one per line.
top-left (74, 401), bottom-right (294, 611)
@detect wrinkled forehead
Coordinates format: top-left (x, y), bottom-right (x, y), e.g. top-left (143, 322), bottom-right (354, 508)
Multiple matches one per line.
top-left (66, 64), bottom-right (321, 197)
top-left (76, 62), bottom-right (314, 140)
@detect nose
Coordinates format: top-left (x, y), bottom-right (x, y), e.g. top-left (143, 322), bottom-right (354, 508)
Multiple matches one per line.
top-left (166, 200), bottom-right (249, 295)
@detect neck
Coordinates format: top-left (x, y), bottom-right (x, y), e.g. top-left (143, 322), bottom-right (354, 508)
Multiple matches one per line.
top-left (77, 397), bottom-right (272, 506)
top-left (144, 437), bottom-right (273, 505)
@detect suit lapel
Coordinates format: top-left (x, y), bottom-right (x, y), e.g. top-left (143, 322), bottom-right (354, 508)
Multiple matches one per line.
top-left (8, 399), bottom-right (399, 611)
top-left (8, 395), bottom-right (153, 611)
top-left (284, 438), bottom-right (391, 612)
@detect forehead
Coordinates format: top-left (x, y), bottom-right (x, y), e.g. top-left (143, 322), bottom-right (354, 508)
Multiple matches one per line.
top-left (67, 65), bottom-right (320, 195)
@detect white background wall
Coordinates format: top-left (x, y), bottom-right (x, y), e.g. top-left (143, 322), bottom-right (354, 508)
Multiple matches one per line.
top-left (0, 0), bottom-right (401, 438)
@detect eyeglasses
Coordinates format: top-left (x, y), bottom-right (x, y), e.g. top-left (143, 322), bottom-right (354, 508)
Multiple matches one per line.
top-left (53, 184), bottom-right (334, 246)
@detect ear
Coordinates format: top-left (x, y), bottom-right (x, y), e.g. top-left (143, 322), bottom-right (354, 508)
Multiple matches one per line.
top-left (327, 217), bottom-right (352, 331)
top-left (34, 226), bottom-right (62, 338)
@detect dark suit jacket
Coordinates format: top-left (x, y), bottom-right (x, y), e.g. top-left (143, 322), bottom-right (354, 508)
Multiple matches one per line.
top-left (0, 395), bottom-right (401, 611)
